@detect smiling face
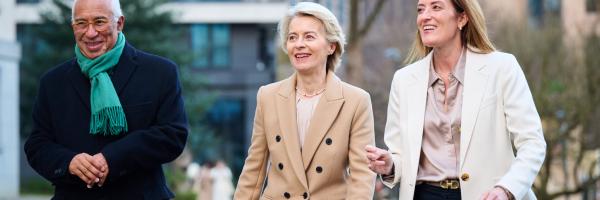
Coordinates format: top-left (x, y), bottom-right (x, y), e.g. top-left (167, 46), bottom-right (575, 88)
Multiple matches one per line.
top-left (417, 0), bottom-right (467, 48)
top-left (285, 15), bottom-right (335, 73)
top-left (72, 0), bottom-right (124, 59)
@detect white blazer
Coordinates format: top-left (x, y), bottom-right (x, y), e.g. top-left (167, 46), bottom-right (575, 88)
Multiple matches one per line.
top-left (382, 50), bottom-right (546, 200)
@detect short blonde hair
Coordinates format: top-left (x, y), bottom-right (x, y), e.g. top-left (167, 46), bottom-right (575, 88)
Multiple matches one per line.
top-left (278, 2), bottom-right (346, 72)
top-left (405, 0), bottom-right (495, 64)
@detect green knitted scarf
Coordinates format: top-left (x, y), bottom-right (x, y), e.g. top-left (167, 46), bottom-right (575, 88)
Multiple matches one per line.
top-left (75, 32), bottom-right (127, 136)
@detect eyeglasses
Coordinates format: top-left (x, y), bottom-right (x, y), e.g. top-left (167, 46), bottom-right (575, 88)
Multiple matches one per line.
top-left (72, 18), bottom-right (114, 32)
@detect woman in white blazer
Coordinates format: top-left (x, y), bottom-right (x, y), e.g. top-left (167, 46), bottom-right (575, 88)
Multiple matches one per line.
top-left (365, 0), bottom-right (546, 199)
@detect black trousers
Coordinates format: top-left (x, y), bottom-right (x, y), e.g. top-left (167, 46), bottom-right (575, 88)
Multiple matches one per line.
top-left (414, 184), bottom-right (461, 200)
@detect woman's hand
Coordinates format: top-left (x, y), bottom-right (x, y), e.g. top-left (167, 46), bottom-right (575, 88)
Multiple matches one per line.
top-left (365, 145), bottom-right (394, 175)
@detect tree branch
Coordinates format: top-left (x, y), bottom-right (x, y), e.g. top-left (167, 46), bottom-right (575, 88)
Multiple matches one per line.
top-left (348, 0), bottom-right (359, 45)
top-left (571, 133), bottom-right (586, 190)
top-left (356, 0), bottom-right (387, 42)
top-left (549, 171), bottom-right (600, 199)
top-left (348, 0), bottom-right (387, 48)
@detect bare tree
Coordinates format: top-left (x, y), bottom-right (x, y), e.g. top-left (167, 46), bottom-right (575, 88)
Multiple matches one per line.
top-left (347, 0), bottom-right (416, 147)
top-left (493, 19), bottom-right (600, 199)
top-left (344, 0), bottom-right (387, 86)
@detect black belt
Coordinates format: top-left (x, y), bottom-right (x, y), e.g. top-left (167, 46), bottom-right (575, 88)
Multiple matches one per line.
top-left (419, 179), bottom-right (460, 189)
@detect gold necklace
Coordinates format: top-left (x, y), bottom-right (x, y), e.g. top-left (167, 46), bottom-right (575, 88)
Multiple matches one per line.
top-left (296, 87), bottom-right (326, 98)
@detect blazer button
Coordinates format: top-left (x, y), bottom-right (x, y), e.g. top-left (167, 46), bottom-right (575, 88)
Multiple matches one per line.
top-left (278, 163), bottom-right (284, 170)
top-left (284, 192), bottom-right (291, 199)
top-left (276, 135), bottom-right (281, 142)
top-left (316, 166), bottom-right (323, 173)
top-left (461, 173), bottom-right (470, 181)
top-left (454, 126), bottom-right (461, 134)
top-left (325, 138), bottom-right (332, 145)
top-left (303, 192), bottom-right (308, 199)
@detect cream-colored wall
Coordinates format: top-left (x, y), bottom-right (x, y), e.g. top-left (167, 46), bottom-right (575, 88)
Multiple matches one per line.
top-left (0, 0), bottom-right (21, 198)
top-left (480, 0), bottom-right (528, 27)
top-left (562, 0), bottom-right (600, 49)
top-left (480, 0), bottom-right (599, 53)
top-left (0, 0), bottom-right (17, 41)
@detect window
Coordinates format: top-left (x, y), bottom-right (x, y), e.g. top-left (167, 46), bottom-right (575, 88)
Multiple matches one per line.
top-left (587, 0), bottom-right (598, 12)
top-left (172, 0), bottom-right (240, 2)
top-left (17, 0), bottom-right (40, 3)
top-left (205, 98), bottom-right (246, 179)
top-left (17, 24), bottom-right (53, 63)
top-left (544, 0), bottom-right (560, 13)
top-left (528, 0), bottom-right (546, 27)
top-left (190, 24), bottom-right (230, 68)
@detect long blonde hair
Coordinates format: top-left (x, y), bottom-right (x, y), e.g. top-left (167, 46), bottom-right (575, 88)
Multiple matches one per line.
top-left (404, 0), bottom-right (495, 64)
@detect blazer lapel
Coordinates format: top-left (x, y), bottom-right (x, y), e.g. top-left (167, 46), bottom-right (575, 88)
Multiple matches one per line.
top-left (459, 50), bottom-right (489, 169)
top-left (67, 59), bottom-right (91, 111)
top-left (301, 72), bottom-right (344, 170)
top-left (406, 53), bottom-right (430, 169)
top-left (276, 73), bottom-right (309, 190)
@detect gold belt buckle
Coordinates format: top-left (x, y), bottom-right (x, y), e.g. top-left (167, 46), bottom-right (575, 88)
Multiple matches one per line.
top-left (439, 179), bottom-right (459, 189)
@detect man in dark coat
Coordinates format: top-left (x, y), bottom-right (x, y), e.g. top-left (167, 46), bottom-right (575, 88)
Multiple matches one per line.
top-left (24, 0), bottom-right (188, 199)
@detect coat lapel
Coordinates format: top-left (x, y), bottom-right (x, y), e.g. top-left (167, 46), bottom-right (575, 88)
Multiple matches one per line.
top-left (275, 73), bottom-right (309, 190)
top-left (110, 43), bottom-right (138, 96)
top-left (66, 43), bottom-right (138, 111)
top-left (459, 50), bottom-right (489, 169)
top-left (406, 53), bottom-right (430, 169)
top-left (68, 59), bottom-right (91, 111)
top-left (301, 72), bottom-right (344, 170)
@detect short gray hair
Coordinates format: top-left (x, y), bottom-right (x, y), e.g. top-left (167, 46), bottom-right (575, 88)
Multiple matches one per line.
top-left (278, 2), bottom-right (346, 72)
top-left (71, 0), bottom-right (123, 22)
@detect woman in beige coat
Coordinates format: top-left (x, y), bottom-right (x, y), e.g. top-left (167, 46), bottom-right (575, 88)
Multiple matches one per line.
top-left (234, 2), bottom-right (376, 200)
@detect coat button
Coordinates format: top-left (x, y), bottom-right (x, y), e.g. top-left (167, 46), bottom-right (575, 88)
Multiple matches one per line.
top-left (461, 173), bottom-right (470, 181)
top-left (325, 138), bottom-right (332, 145)
top-left (316, 166), bottom-right (323, 173)
top-left (278, 163), bottom-right (284, 170)
top-left (284, 192), bottom-right (290, 199)
top-left (303, 192), bottom-right (308, 199)
top-left (276, 135), bottom-right (281, 142)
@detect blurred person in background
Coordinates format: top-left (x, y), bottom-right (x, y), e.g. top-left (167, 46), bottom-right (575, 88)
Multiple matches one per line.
top-left (186, 162), bottom-right (200, 191)
top-left (211, 160), bottom-right (234, 200)
top-left (24, 0), bottom-right (188, 199)
top-left (197, 161), bottom-right (214, 200)
top-left (234, 2), bottom-right (375, 200)
top-left (365, 0), bottom-right (546, 199)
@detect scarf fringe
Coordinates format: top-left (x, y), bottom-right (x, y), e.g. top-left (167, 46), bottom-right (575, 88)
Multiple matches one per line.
top-left (89, 106), bottom-right (128, 136)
